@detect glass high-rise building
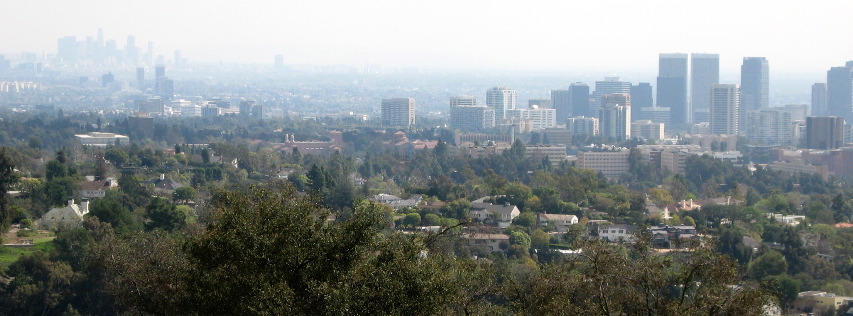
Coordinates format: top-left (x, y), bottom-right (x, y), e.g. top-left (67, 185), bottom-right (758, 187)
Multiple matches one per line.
top-left (657, 53), bottom-right (688, 128)
top-left (630, 83), bottom-right (653, 121)
top-left (690, 53), bottom-right (719, 123)
top-left (827, 63), bottom-right (853, 121)
top-left (740, 57), bottom-right (769, 114)
top-left (812, 83), bottom-right (828, 117)
top-left (570, 82), bottom-right (592, 118)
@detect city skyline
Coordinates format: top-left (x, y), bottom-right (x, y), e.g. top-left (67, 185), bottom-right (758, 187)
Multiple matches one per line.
top-left (1, 0), bottom-right (851, 75)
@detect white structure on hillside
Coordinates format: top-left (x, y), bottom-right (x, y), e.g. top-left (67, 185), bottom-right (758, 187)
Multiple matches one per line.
top-left (38, 199), bottom-right (89, 230)
top-left (75, 132), bottom-right (130, 147)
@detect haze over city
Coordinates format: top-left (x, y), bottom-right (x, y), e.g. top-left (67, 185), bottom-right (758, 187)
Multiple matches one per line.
top-left (2, 0), bottom-right (851, 76)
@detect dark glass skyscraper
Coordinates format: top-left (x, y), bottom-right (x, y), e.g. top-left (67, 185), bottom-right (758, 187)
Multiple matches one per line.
top-left (812, 83), bottom-right (827, 116)
top-left (551, 89), bottom-right (572, 122)
top-left (690, 53), bottom-right (719, 123)
top-left (657, 53), bottom-right (688, 128)
top-left (827, 63), bottom-right (853, 121)
top-left (740, 57), bottom-right (769, 111)
top-left (630, 83), bottom-right (653, 121)
top-left (569, 82), bottom-right (592, 118)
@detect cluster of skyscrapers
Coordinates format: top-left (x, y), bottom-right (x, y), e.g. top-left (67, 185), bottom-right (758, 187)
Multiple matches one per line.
top-left (56, 28), bottom-right (185, 67)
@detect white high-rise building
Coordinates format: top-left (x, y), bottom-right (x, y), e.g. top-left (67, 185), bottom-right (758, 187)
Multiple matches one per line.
top-left (506, 106), bottom-right (557, 131)
top-left (486, 87), bottom-right (517, 120)
top-left (381, 98), bottom-right (416, 127)
top-left (709, 84), bottom-right (740, 135)
top-left (599, 93), bottom-right (631, 140)
top-left (745, 109), bottom-right (793, 145)
top-left (593, 77), bottom-right (631, 108)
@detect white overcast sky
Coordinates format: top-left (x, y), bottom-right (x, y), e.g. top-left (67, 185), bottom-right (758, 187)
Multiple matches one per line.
top-left (1, 0), bottom-right (851, 75)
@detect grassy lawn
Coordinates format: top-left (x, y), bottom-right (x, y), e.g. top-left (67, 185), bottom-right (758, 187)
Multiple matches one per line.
top-left (0, 232), bottom-right (56, 268)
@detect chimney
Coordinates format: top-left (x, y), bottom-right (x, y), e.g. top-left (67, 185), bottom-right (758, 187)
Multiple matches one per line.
top-left (160, 174), bottom-right (165, 180)
top-left (726, 196), bottom-right (731, 205)
top-left (80, 199), bottom-right (89, 215)
top-left (689, 199), bottom-right (694, 208)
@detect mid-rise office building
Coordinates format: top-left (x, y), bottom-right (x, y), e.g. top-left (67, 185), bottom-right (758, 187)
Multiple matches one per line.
top-left (709, 84), bottom-right (740, 135)
top-left (567, 116), bottom-right (598, 136)
top-left (450, 105), bottom-right (495, 132)
top-left (599, 93), bottom-right (631, 140)
top-left (657, 53), bottom-right (689, 127)
top-left (578, 149), bottom-right (632, 178)
top-left (506, 106), bottom-right (557, 131)
top-left (381, 97), bottom-right (416, 127)
top-left (631, 120), bottom-right (665, 142)
top-left (450, 95), bottom-right (477, 108)
top-left (744, 109), bottom-right (793, 145)
top-left (486, 87), bottom-right (517, 120)
top-left (691, 53), bottom-right (720, 123)
top-left (806, 116), bottom-right (844, 150)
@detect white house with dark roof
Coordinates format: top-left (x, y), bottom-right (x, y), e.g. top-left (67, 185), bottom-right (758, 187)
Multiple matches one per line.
top-left (470, 198), bottom-right (520, 228)
top-left (537, 213), bottom-right (579, 232)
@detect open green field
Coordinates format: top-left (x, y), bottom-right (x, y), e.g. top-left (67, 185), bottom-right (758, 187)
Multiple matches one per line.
top-left (0, 233), bottom-right (55, 267)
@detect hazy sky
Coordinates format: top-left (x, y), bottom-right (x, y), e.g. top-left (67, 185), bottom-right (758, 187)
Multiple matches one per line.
top-left (2, 0), bottom-right (851, 75)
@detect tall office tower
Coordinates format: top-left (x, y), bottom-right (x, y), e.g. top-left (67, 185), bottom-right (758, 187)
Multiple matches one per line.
top-left (450, 95), bottom-right (477, 108)
top-left (709, 84), bottom-right (740, 135)
top-left (136, 67), bottom-right (145, 90)
top-left (125, 35), bottom-right (138, 65)
top-left (154, 65), bottom-right (165, 94)
top-left (381, 98), bottom-right (416, 127)
top-left (827, 63), bottom-right (853, 121)
top-left (239, 101), bottom-right (255, 119)
top-left (450, 105), bottom-right (495, 132)
top-left (174, 50), bottom-right (182, 68)
top-left (594, 77), bottom-right (631, 110)
top-left (551, 89), bottom-right (571, 122)
top-left (806, 116), bottom-right (844, 149)
top-left (745, 109), bottom-right (793, 145)
top-left (812, 83), bottom-right (828, 116)
top-left (567, 116), bottom-right (599, 136)
top-left (657, 53), bottom-right (689, 127)
top-left (145, 42), bottom-right (154, 66)
top-left (691, 53), bottom-right (720, 123)
top-left (630, 83), bottom-right (653, 121)
top-left (57, 36), bottom-right (79, 63)
top-left (570, 82), bottom-right (592, 117)
top-left (599, 93), bottom-right (631, 140)
top-left (101, 72), bottom-right (114, 87)
top-left (740, 57), bottom-right (769, 115)
top-left (275, 54), bottom-right (284, 70)
top-left (486, 87), bottom-right (517, 120)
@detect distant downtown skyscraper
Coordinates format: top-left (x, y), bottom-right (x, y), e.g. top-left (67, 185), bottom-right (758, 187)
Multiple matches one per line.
top-left (740, 57), bottom-right (769, 117)
top-left (630, 83), bottom-right (653, 121)
top-left (657, 53), bottom-right (688, 128)
top-left (593, 77), bottom-right (630, 112)
top-left (449, 95), bottom-right (478, 108)
top-left (826, 62), bottom-right (853, 121)
top-left (551, 89), bottom-right (572, 122)
top-left (570, 82), bottom-right (592, 118)
top-left (381, 98), bottom-right (416, 127)
top-left (806, 116), bottom-right (844, 150)
top-left (599, 93), bottom-right (631, 140)
top-left (486, 87), bottom-right (517, 120)
top-left (690, 53), bottom-right (720, 123)
top-left (812, 83), bottom-right (828, 116)
top-left (709, 84), bottom-right (740, 135)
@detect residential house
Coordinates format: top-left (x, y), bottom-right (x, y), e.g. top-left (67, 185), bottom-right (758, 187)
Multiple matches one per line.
top-left (470, 199), bottom-right (520, 228)
top-left (649, 225), bottom-right (699, 249)
top-left (146, 174), bottom-right (184, 194)
top-left (794, 291), bottom-right (853, 315)
top-left (538, 213), bottom-right (578, 232)
top-left (464, 233), bottom-right (510, 252)
top-left (38, 199), bottom-right (89, 230)
top-left (80, 177), bottom-right (118, 199)
top-left (597, 224), bottom-right (636, 242)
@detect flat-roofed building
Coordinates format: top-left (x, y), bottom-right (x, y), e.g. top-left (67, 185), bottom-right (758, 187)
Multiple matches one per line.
top-left (75, 132), bottom-right (130, 147)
